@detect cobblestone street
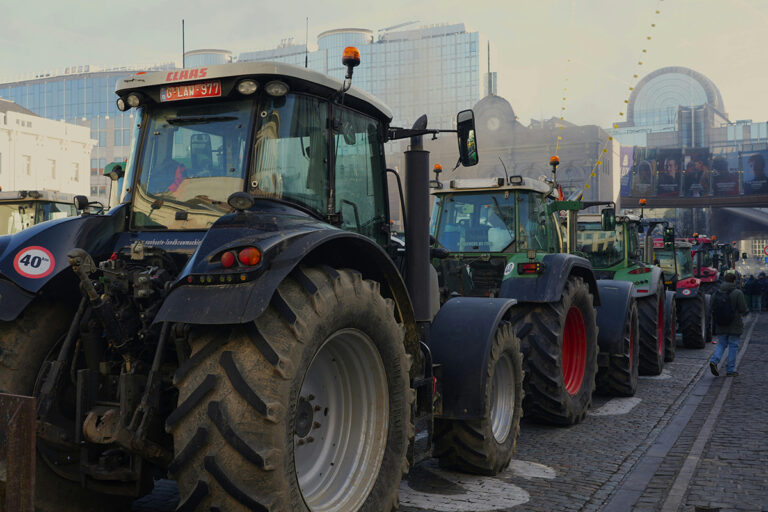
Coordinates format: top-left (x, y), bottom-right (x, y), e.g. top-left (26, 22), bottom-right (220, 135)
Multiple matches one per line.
top-left (134, 314), bottom-right (768, 512)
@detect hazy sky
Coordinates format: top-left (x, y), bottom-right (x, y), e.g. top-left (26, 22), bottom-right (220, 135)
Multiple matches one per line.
top-left (2, 0), bottom-right (766, 128)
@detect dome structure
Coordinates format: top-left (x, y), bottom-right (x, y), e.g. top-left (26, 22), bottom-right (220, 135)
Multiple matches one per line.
top-left (617, 66), bottom-right (726, 128)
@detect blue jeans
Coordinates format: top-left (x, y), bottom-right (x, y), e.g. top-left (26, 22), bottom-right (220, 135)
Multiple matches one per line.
top-left (749, 295), bottom-right (762, 311)
top-left (710, 334), bottom-right (741, 374)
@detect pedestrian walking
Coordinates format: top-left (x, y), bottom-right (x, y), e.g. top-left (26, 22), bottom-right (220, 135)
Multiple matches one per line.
top-left (709, 272), bottom-right (749, 377)
top-left (759, 272), bottom-right (768, 311)
top-left (744, 275), bottom-right (760, 311)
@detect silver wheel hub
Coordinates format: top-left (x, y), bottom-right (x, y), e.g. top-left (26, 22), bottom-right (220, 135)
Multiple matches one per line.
top-left (295, 328), bottom-right (389, 512)
top-left (490, 352), bottom-right (515, 444)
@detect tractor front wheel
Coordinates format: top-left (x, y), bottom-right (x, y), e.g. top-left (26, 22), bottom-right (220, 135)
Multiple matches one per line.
top-left (679, 293), bottom-right (707, 348)
top-left (638, 287), bottom-right (665, 375)
top-left (434, 323), bottom-right (524, 475)
top-left (169, 267), bottom-right (412, 512)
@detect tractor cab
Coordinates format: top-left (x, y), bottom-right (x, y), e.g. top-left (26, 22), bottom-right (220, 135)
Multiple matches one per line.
top-left (576, 213), bottom-right (644, 277)
top-left (430, 176), bottom-right (562, 298)
top-left (0, 190), bottom-right (77, 235)
top-left (678, 235), bottom-right (720, 292)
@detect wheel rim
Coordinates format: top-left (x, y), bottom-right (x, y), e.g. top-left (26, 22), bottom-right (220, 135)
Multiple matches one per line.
top-left (562, 306), bottom-right (587, 395)
top-left (657, 296), bottom-right (664, 355)
top-left (295, 329), bottom-right (389, 512)
top-left (490, 352), bottom-right (515, 443)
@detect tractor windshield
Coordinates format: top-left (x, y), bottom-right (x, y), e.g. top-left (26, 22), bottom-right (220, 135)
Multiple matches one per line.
top-left (657, 247), bottom-right (693, 279)
top-left (132, 98), bottom-right (254, 229)
top-left (576, 222), bottom-right (625, 268)
top-left (433, 192), bottom-right (516, 252)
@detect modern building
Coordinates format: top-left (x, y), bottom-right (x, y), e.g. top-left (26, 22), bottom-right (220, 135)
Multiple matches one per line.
top-left (0, 63), bottom-right (175, 203)
top-left (0, 98), bottom-right (93, 195)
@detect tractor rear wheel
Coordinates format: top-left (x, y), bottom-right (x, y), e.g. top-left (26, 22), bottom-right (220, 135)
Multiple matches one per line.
top-left (168, 267), bottom-right (411, 512)
top-left (433, 323), bottom-right (523, 475)
top-left (664, 296), bottom-right (677, 362)
top-left (638, 287), bottom-right (665, 375)
top-left (0, 300), bottom-right (131, 512)
top-left (679, 293), bottom-right (707, 348)
top-left (596, 300), bottom-right (639, 397)
top-left (510, 276), bottom-right (598, 426)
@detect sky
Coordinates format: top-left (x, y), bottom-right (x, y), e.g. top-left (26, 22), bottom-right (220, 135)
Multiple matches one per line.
top-left (2, 0), bottom-right (767, 128)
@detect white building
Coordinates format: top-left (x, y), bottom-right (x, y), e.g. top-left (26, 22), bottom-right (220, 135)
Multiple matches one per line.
top-left (0, 98), bottom-right (94, 195)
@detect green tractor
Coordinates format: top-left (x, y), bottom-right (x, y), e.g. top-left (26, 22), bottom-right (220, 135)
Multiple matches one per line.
top-left (429, 162), bottom-right (637, 424)
top-left (577, 212), bottom-right (673, 379)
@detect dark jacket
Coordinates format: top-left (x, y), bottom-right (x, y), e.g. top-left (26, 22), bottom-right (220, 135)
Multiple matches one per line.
top-left (713, 282), bottom-right (749, 335)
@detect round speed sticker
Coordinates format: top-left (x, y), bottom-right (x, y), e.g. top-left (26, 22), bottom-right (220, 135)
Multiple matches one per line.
top-left (13, 246), bottom-right (56, 279)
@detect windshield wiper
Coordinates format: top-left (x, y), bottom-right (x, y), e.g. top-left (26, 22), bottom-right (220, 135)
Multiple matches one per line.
top-left (166, 116), bottom-right (238, 125)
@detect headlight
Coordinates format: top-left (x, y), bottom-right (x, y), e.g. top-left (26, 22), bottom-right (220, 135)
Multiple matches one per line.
top-left (126, 93), bottom-right (142, 108)
top-left (236, 79), bottom-right (258, 95)
top-left (265, 80), bottom-right (289, 97)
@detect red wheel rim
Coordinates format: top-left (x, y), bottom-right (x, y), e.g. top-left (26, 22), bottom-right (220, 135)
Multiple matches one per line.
top-left (657, 297), bottom-right (664, 355)
top-left (563, 306), bottom-right (587, 395)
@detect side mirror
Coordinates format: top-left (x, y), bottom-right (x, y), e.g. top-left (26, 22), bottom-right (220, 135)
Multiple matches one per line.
top-left (103, 162), bottom-right (125, 181)
top-left (600, 208), bottom-right (616, 231)
top-left (742, 252), bottom-right (748, 259)
top-left (663, 227), bottom-right (675, 244)
top-left (457, 110), bottom-right (478, 167)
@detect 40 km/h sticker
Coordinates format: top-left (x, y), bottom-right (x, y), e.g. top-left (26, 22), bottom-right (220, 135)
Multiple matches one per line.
top-left (13, 246), bottom-right (55, 279)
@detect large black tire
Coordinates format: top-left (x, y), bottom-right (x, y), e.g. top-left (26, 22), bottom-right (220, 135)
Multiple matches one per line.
top-left (679, 293), bottom-right (707, 348)
top-left (433, 323), bottom-right (524, 475)
top-left (168, 267), bottom-right (412, 512)
top-left (0, 301), bottom-right (131, 512)
top-left (704, 294), bottom-right (714, 345)
top-left (637, 286), bottom-right (665, 375)
top-left (509, 276), bottom-right (598, 426)
top-left (596, 300), bottom-right (639, 397)
top-left (664, 296), bottom-right (677, 362)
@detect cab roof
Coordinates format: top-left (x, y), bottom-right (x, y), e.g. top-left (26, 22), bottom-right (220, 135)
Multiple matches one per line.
top-left (115, 61), bottom-right (393, 122)
top-left (431, 176), bottom-right (554, 196)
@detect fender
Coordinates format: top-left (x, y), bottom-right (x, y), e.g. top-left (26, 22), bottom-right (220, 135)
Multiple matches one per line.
top-left (631, 266), bottom-right (664, 299)
top-left (154, 207), bottom-right (415, 329)
top-left (429, 297), bottom-right (518, 420)
top-left (594, 280), bottom-right (634, 356)
top-left (0, 207), bottom-right (127, 321)
top-left (498, 253), bottom-right (600, 306)
top-left (676, 287), bottom-right (701, 300)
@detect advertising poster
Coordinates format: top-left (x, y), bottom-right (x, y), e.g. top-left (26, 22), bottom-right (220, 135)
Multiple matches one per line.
top-left (655, 148), bottom-right (682, 197)
top-left (682, 149), bottom-right (711, 198)
top-left (711, 151), bottom-right (740, 196)
top-left (742, 150), bottom-right (768, 195)
top-left (630, 147), bottom-right (655, 197)
top-left (619, 146), bottom-right (634, 197)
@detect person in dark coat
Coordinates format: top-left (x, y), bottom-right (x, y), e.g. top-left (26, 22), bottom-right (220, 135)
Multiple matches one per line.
top-left (758, 272), bottom-right (768, 311)
top-left (744, 275), bottom-right (760, 311)
top-left (709, 272), bottom-right (749, 377)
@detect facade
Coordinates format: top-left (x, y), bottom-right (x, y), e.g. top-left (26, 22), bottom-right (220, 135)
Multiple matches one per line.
top-left (0, 63), bottom-right (175, 203)
top-left (0, 98), bottom-right (93, 195)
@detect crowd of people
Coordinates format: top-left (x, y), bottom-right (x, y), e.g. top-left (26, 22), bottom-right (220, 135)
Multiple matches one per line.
top-left (741, 272), bottom-right (768, 311)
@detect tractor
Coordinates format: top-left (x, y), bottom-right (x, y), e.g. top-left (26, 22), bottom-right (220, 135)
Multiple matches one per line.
top-left (0, 53), bottom-right (525, 511)
top-left (577, 211), bottom-right (670, 383)
top-left (429, 160), bottom-right (636, 424)
top-left (653, 237), bottom-right (713, 348)
top-left (678, 235), bottom-right (720, 294)
top-left (0, 190), bottom-right (77, 235)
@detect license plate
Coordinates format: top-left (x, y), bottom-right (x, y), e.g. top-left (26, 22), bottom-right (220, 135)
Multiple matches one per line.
top-left (161, 81), bottom-right (221, 102)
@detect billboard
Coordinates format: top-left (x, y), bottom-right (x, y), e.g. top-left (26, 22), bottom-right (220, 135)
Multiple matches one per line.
top-left (620, 146), bottom-right (768, 200)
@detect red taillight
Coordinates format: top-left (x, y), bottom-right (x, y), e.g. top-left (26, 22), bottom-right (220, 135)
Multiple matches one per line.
top-left (238, 247), bottom-right (261, 266)
top-left (629, 267), bottom-right (652, 274)
top-left (518, 262), bottom-right (543, 275)
top-left (221, 251), bottom-right (236, 268)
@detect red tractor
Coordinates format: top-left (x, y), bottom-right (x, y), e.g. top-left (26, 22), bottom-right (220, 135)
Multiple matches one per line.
top-left (677, 235), bottom-right (720, 294)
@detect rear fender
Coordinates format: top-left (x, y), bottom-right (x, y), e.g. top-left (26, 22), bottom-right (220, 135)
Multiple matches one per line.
top-left (595, 280), bottom-right (634, 356)
top-left (0, 207), bottom-right (126, 321)
top-left (630, 266), bottom-right (664, 298)
top-left (498, 253), bottom-right (600, 306)
top-left (430, 297), bottom-right (518, 420)
top-left (676, 287), bottom-right (701, 300)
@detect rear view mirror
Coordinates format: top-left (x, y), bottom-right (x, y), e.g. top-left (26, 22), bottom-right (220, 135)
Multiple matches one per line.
top-left (600, 208), bottom-right (616, 231)
top-left (104, 162), bottom-right (125, 181)
top-left (663, 227), bottom-right (675, 244)
top-left (742, 252), bottom-right (748, 259)
top-left (457, 110), bottom-right (478, 167)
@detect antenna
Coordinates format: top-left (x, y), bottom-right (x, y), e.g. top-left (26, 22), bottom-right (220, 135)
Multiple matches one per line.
top-left (305, 17), bottom-right (309, 68)
top-left (498, 156), bottom-right (510, 182)
top-left (182, 19), bottom-right (186, 68)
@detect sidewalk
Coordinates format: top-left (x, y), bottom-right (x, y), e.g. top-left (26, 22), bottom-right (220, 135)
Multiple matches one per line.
top-left (607, 312), bottom-right (768, 512)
